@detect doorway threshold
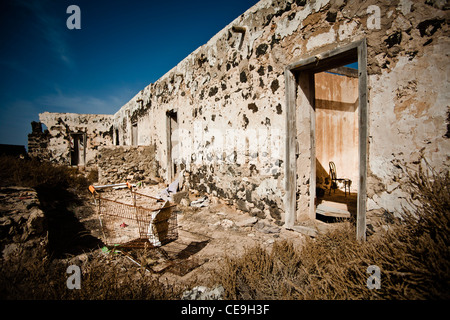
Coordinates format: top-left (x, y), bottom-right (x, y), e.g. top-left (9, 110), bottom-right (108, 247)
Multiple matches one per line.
top-left (288, 217), bottom-right (347, 238)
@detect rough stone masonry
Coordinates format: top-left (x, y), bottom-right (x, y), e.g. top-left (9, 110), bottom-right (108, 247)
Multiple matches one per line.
top-left (29, 0), bottom-right (449, 235)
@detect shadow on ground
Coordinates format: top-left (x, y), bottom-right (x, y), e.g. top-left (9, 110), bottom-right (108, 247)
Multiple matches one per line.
top-left (36, 186), bottom-right (103, 258)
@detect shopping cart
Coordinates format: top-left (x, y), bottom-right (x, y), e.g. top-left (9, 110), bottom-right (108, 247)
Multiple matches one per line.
top-left (89, 183), bottom-right (178, 249)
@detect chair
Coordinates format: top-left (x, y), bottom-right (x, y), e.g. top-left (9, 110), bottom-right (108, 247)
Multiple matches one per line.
top-left (329, 161), bottom-right (351, 196)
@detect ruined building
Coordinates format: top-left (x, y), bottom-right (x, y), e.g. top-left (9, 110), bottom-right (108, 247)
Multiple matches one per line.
top-left (28, 0), bottom-right (450, 240)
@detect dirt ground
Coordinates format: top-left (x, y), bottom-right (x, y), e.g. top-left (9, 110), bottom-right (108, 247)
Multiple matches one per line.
top-left (82, 184), bottom-right (307, 288)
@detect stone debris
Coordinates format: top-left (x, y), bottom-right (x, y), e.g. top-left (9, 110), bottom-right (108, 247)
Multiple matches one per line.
top-left (190, 196), bottom-right (210, 208)
top-left (286, 225), bottom-right (319, 238)
top-left (235, 216), bottom-right (258, 228)
top-left (254, 221), bottom-right (281, 234)
top-left (97, 145), bottom-right (159, 185)
top-left (213, 219), bottom-right (235, 229)
top-left (0, 187), bottom-right (48, 262)
top-left (181, 285), bottom-right (225, 300)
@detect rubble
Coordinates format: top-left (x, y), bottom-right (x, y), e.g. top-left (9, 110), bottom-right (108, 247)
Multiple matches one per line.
top-left (181, 285), bottom-right (225, 300)
top-left (254, 221), bottom-right (281, 234)
top-left (97, 145), bottom-right (159, 185)
top-left (0, 187), bottom-right (48, 262)
top-left (235, 216), bottom-right (258, 228)
top-left (190, 196), bottom-right (210, 208)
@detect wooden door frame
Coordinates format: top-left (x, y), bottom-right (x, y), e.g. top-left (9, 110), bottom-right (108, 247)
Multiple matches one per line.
top-left (284, 39), bottom-right (368, 240)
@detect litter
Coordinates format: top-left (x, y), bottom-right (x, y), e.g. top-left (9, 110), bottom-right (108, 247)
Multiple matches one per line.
top-left (101, 245), bottom-right (151, 273)
top-left (158, 170), bottom-right (185, 202)
top-left (89, 182), bottom-right (178, 249)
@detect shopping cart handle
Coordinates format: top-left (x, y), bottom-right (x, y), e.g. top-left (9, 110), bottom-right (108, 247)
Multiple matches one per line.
top-left (89, 185), bottom-right (96, 194)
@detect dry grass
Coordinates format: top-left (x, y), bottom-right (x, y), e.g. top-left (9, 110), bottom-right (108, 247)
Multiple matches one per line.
top-left (217, 164), bottom-right (450, 300)
top-left (0, 250), bottom-right (185, 299)
top-left (0, 155), bottom-right (92, 191)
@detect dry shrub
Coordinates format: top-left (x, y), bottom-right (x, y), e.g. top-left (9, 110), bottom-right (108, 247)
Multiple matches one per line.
top-left (0, 156), bottom-right (89, 191)
top-left (0, 250), bottom-right (184, 300)
top-left (218, 165), bottom-right (449, 300)
top-left (220, 242), bottom-right (303, 299)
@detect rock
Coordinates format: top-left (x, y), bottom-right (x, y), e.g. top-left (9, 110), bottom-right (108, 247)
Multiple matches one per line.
top-left (254, 221), bottom-right (280, 234)
top-left (191, 196), bottom-right (210, 207)
top-left (214, 219), bottom-right (234, 229)
top-left (180, 198), bottom-right (191, 207)
top-left (287, 225), bottom-right (318, 237)
top-left (236, 199), bottom-right (248, 212)
top-left (250, 208), bottom-right (265, 219)
top-left (26, 208), bottom-right (46, 236)
top-left (182, 285), bottom-right (225, 300)
top-left (236, 216), bottom-right (258, 227)
top-left (0, 186), bottom-right (49, 262)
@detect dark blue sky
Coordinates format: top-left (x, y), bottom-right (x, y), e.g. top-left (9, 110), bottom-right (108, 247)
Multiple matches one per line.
top-left (0, 0), bottom-right (259, 148)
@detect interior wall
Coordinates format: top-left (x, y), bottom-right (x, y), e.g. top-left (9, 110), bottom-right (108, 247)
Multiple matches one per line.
top-left (315, 71), bottom-right (359, 191)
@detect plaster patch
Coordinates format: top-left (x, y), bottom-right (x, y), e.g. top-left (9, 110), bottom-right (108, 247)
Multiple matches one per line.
top-left (306, 28), bottom-right (336, 51)
top-left (338, 20), bottom-right (358, 41)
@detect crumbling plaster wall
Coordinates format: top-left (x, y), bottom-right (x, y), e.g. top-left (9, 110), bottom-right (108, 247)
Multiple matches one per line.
top-left (38, 112), bottom-right (114, 167)
top-left (111, 0), bottom-right (449, 224)
top-left (367, 40), bottom-right (450, 213)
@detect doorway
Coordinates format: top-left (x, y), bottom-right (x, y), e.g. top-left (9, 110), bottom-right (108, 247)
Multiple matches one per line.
top-left (131, 122), bottom-right (138, 146)
top-left (70, 133), bottom-right (86, 166)
top-left (314, 67), bottom-right (359, 223)
top-left (284, 40), bottom-right (367, 240)
top-left (166, 110), bottom-right (179, 182)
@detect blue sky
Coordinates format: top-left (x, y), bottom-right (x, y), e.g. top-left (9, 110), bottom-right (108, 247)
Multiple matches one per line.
top-left (0, 0), bottom-right (259, 148)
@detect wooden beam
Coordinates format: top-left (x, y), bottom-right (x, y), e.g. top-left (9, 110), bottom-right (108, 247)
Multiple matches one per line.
top-left (356, 39), bottom-right (368, 241)
top-left (326, 66), bottom-right (358, 78)
top-left (166, 113), bottom-right (173, 183)
top-left (287, 41), bottom-right (362, 72)
top-left (309, 73), bottom-right (316, 220)
top-left (284, 68), bottom-right (297, 228)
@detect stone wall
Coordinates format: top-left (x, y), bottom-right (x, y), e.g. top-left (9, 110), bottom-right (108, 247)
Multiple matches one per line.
top-left (29, 0), bottom-right (449, 227)
top-left (107, 0), bottom-right (449, 225)
top-left (97, 145), bottom-right (160, 185)
top-left (28, 121), bottom-right (51, 161)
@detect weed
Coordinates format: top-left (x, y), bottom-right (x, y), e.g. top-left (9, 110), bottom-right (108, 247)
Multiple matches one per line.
top-left (217, 165), bottom-right (450, 300)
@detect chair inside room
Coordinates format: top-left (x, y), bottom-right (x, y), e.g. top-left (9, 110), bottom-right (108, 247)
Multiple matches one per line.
top-left (329, 161), bottom-right (352, 197)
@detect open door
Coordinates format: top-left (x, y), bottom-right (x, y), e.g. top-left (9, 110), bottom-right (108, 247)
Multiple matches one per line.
top-left (70, 133), bottom-right (86, 166)
top-left (166, 110), bottom-right (179, 182)
top-left (131, 122), bottom-right (138, 146)
top-left (284, 40), bottom-right (367, 240)
top-left (314, 67), bottom-right (359, 222)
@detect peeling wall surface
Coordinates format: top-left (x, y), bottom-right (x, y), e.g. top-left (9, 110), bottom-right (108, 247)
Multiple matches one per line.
top-left (30, 0), bottom-right (449, 227)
